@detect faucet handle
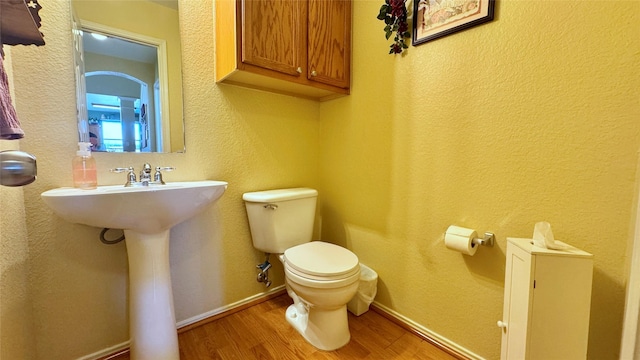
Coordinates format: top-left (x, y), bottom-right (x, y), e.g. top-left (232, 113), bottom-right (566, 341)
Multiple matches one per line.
top-left (154, 166), bottom-right (175, 185)
top-left (110, 167), bottom-right (133, 173)
top-left (110, 167), bottom-right (136, 186)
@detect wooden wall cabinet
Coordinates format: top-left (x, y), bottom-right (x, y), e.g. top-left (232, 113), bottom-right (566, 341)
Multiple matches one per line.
top-left (499, 238), bottom-right (593, 359)
top-left (215, 0), bottom-right (351, 101)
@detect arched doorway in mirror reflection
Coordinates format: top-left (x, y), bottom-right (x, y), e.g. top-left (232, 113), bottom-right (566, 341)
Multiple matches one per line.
top-left (85, 71), bottom-right (162, 153)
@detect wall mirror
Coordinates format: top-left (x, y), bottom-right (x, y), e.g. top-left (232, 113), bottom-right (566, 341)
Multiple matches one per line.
top-left (71, 0), bottom-right (185, 153)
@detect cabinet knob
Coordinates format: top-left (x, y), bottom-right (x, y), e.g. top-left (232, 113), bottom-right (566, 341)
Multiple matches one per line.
top-left (497, 321), bottom-right (507, 329)
top-left (311, 70), bottom-right (318, 77)
top-left (296, 67), bottom-right (302, 74)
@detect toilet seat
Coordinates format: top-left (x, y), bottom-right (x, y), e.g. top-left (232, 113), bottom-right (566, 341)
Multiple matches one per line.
top-left (283, 241), bottom-right (360, 288)
top-left (284, 241), bottom-right (359, 277)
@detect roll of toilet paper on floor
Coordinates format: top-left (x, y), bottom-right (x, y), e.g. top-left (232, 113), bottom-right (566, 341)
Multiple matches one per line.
top-left (444, 225), bottom-right (478, 256)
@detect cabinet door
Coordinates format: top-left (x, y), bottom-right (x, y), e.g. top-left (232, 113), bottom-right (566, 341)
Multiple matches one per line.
top-left (501, 244), bottom-right (534, 359)
top-left (242, 0), bottom-right (306, 77)
top-left (307, 0), bottom-right (351, 89)
top-left (528, 256), bottom-right (593, 359)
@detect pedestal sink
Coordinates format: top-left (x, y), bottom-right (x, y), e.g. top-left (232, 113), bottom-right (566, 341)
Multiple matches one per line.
top-left (41, 180), bottom-right (227, 359)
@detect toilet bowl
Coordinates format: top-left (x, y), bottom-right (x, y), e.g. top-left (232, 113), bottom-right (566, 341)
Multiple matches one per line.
top-left (281, 241), bottom-right (360, 350)
top-left (243, 188), bottom-right (360, 350)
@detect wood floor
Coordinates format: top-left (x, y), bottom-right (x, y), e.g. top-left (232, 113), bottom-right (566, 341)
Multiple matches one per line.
top-left (108, 294), bottom-right (463, 360)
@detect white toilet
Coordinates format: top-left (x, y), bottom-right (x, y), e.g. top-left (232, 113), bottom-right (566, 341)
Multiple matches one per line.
top-left (243, 188), bottom-right (360, 351)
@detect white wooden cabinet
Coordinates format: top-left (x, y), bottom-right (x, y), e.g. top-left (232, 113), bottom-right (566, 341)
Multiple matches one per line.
top-left (499, 238), bottom-right (593, 359)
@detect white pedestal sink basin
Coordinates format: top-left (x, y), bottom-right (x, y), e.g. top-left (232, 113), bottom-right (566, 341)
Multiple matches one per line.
top-left (41, 180), bottom-right (227, 359)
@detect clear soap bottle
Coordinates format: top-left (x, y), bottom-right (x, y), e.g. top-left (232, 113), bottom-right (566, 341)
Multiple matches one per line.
top-left (72, 142), bottom-right (97, 189)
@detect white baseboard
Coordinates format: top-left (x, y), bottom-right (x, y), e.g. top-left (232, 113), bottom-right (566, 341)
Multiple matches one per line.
top-left (176, 285), bottom-right (285, 328)
top-left (371, 301), bottom-right (485, 360)
top-left (77, 285), bottom-right (285, 360)
top-left (80, 287), bottom-right (479, 360)
top-left (76, 341), bottom-right (129, 360)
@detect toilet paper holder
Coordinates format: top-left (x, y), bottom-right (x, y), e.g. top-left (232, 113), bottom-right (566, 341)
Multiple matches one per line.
top-left (445, 226), bottom-right (495, 255)
top-left (474, 232), bottom-right (496, 247)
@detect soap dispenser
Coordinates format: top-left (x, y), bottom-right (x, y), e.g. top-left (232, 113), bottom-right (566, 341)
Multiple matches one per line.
top-left (72, 142), bottom-right (97, 189)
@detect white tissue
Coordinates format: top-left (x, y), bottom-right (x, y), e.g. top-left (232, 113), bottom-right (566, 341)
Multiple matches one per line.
top-left (532, 221), bottom-right (567, 250)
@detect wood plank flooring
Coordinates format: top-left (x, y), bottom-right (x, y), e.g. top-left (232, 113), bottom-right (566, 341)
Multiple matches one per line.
top-left (108, 294), bottom-right (463, 360)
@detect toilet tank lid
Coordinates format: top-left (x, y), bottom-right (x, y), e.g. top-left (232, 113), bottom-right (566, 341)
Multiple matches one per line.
top-left (242, 188), bottom-right (318, 203)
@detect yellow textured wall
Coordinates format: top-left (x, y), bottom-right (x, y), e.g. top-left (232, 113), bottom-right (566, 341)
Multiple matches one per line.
top-left (319, 0), bottom-right (640, 358)
top-left (0, 48), bottom-right (36, 360)
top-left (4, 0), bottom-right (639, 359)
top-left (7, 0), bottom-right (318, 358)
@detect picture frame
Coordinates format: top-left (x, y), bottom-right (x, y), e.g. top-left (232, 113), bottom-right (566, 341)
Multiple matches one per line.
top-left (412, 0), bottom-right (495, 46)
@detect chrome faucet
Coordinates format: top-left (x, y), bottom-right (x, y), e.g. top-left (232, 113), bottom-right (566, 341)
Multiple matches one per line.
top-left (110, 164), bottom-right (175, 187)
top-left (139, 163), bottom-right (152, 185)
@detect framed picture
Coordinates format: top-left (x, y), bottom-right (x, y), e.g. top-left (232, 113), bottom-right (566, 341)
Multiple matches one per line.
top-left (412, 0), bottom-right (495, 46)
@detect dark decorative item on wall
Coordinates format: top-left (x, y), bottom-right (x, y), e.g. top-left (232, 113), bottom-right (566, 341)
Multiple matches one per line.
top-left (377, 0), bottom-right (410, 54)
top-left (412, 0), bottom-right (494, 46)
top-left (0, 0), bottom-right (45, 47)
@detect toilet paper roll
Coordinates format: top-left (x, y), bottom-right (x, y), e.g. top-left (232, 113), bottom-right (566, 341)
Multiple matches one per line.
top-left (444, 225), bottom-right (478, 256)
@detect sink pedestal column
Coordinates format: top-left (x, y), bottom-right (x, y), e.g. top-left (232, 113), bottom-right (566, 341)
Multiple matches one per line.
top-left (125, 230), bottom-right (179, 360)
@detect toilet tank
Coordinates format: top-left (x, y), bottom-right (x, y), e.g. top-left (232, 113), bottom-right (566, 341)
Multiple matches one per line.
top-left (243, 188), bottom-right (318, 254)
